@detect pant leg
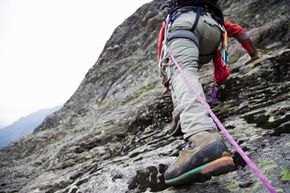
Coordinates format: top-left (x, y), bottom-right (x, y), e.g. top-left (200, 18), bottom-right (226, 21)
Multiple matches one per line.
top-left (166, 11), bottom-right (222, 139)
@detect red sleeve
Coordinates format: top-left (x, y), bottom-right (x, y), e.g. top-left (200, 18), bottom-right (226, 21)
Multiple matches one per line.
top-left (224, 20), bottom-right (257, 56)
top-left (224, 20), bottom-right (246, 37)
top-left (157, 21), bottom-right (166, 61)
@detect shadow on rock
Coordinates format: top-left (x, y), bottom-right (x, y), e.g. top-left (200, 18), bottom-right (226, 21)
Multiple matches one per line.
top-left (128, 164), bottom-right (168, 192)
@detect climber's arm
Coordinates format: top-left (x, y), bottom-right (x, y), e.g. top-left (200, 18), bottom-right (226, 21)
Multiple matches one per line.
top-left (224, 20), bottom-right (259, 64)
top-left (157, 21), bottom-right (166, 61)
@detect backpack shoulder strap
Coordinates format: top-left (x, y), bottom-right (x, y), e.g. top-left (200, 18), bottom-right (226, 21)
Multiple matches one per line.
top-left (190, 7), bottom-right (201, 32)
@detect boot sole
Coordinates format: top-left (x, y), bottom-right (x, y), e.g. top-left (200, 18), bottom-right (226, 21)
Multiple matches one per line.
top-left (165, 156), bottom-right (235, 186)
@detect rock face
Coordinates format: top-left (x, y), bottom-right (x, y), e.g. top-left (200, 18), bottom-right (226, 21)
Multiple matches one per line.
top-left (0, 0), bottom-right (289, 193)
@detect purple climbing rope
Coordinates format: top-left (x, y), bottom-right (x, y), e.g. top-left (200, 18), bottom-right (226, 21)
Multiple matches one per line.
top-left (167, 50), bottom-right (277, 193)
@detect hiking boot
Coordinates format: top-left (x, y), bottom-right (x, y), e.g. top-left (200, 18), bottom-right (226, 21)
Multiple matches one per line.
top-left (164, 131), bottom-right (235, 186)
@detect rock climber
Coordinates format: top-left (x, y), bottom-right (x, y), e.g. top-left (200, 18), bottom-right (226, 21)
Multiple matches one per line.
top-left (157, 0), bottom-right (259, 186)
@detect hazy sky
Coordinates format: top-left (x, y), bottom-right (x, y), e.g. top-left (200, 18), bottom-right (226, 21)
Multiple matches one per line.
top-left (0, 0), bottom-right (152, 127)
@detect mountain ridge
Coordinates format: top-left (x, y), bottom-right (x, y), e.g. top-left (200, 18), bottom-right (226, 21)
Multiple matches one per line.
top-left (0, 106), bottom-right (61, 148)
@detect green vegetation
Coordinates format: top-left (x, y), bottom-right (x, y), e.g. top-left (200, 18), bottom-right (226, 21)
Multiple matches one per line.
top-left (281, 168), bottom-right (290, 181)
top-left (258, 159), bottom-right (277, 174)
top-left (275, 187), bottom-right (284, 193)
top-left (227, 179), bottom-right (240, 192)
top-left (119, 83), bottom-right (156, 105)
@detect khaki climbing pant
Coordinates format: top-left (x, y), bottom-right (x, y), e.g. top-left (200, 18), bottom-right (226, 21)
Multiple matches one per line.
top-left (165, 10), bottom-right (222, 139)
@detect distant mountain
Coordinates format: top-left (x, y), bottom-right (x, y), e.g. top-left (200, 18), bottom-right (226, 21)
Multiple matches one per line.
top-left (0, 106), bottom-right (61, 148)
top-left (0, 120), bottom-right (6, 128)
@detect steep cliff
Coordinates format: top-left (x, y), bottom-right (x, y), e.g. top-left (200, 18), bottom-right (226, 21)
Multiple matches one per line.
top-left (0, 0), bottom-right (289, 193)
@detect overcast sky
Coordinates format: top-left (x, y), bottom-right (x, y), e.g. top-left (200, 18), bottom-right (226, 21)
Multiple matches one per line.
top-left (0, 0), bottom-right (152, 127)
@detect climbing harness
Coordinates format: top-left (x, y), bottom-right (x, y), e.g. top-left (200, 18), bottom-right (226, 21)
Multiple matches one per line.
top-left (166, 48), bottom-right (277, 193)
top-left (166, 6), bottom-right (207, 49)
top-left (158, 6), bottom-right (230, 103)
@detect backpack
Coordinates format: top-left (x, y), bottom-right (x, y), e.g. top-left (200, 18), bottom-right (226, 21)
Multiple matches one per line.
top-left (171, 0), bottom-right (224, 23)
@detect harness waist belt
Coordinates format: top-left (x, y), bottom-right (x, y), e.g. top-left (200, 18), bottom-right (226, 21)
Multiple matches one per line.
top-left (168, 29), bottom-right (199, 47)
